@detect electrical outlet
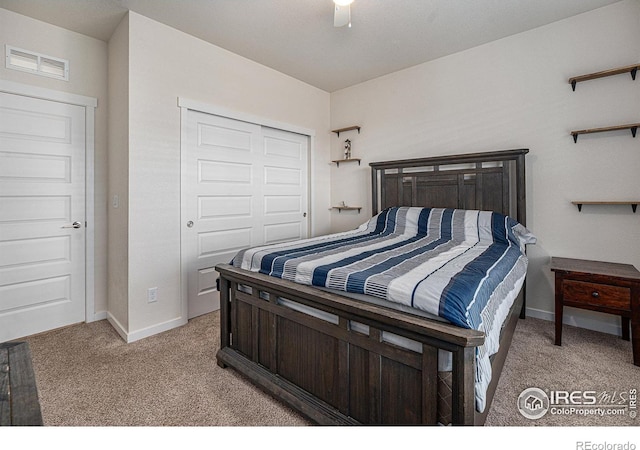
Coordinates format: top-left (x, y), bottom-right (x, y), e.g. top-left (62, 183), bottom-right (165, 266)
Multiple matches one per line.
top-left (147, 287), bottom-right (158, 303)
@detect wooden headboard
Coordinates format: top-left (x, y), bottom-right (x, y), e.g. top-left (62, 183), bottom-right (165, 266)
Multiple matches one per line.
top-left (370, 149), bottom-right (529, 226)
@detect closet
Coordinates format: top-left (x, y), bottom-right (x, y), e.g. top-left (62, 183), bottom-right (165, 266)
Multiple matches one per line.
top-left (182, 109), bottom-right (310, 318)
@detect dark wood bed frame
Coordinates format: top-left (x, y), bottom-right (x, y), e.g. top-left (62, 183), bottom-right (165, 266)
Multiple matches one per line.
top-left (215, 148), bottom-right (529, 425)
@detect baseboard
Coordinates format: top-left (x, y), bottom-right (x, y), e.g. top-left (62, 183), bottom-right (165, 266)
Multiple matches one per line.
top-left (106, 312), bottom-right (187, 343)
top-left (106, 312), bottom-right (129, 342)
top-left (126, 316), bottom-right (187, 343)
top-left (90, 311), bottom-right (108, 322)
top-left (525, 306), bottom-right (624, 337)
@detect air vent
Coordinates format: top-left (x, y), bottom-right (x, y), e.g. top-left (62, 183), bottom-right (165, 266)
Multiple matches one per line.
top-left (5, 45), bottom-right (69, 81)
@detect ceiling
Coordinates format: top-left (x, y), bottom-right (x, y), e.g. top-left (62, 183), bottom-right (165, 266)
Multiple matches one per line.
top-left (0, 0), bottom-right (623, 92)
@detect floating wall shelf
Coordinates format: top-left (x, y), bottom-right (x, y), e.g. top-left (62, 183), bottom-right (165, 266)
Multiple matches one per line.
top-left (332, 206), bottom-right (362, 213)
top-left (572, 201), bottom-right (638, 213)
top-left (331, 158), bottom-right (361, 167)
top-left (569, 63), bottom-right (639, 91)
top-left (570, 123), bottom-right (639, 143)
top-left (331, 125), bottom-right (361, 137)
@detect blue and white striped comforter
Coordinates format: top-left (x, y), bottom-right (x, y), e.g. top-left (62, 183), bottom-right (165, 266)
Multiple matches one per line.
top-left (232, 207), bottom-right (536, 412)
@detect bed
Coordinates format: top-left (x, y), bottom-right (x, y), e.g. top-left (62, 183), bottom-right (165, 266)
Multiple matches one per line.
top-left (215, 148), bottom-right (532, 425)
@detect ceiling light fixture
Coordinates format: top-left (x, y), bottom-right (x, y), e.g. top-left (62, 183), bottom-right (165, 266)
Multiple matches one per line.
top-left (333, 0), bottom-right (353, 28)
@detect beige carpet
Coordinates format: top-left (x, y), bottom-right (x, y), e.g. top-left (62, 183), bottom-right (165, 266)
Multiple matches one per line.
top-left (23, 311), bottom-right (639, 426)
top-left (485, 315), bottom-right (639, 426)
top-left (26, 312), bottom-right (307, 426)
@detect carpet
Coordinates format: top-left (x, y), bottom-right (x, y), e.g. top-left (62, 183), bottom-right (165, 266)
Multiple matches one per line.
top-left (22, 311), bottom-right (639, 427)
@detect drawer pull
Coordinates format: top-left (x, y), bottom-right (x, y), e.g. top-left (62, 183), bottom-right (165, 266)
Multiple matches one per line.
top-left (591, 291), bottom-right (600, 298)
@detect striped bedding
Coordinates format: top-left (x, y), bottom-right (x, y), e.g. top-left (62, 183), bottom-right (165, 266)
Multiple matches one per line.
top-left (232, 207), bottom-right (536, 412)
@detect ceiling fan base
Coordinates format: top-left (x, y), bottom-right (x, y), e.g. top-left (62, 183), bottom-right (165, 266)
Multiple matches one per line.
top-left (334, 5), bottom-right (351, 27)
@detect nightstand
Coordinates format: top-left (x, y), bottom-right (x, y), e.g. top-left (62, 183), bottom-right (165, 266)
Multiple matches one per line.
top-left (550, 257), bottom-right (640, 367)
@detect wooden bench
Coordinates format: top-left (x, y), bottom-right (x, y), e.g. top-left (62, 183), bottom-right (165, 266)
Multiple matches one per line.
top-left (0, 342), bottom-right (43, 426)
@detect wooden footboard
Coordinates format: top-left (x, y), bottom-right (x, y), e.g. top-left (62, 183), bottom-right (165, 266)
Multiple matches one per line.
top-left (215, 263), bottom-right (499, 425)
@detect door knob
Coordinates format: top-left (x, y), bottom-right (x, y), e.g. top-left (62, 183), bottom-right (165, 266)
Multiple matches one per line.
top-left (187, 221), bottom-right (194, 228)
top-left (61, 221), bottom-right (82, 229)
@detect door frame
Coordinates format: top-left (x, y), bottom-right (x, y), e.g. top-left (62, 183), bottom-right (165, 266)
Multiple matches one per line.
top-left (0, 80), bottom-right (98, 323)
top-left (178, 97), bottom-right (316, 321)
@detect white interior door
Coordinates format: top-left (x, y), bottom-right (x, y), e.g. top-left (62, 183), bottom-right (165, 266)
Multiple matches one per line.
top-left (184, 111), bottom-right (309, 319)
top-left (0, 92), bottom-right (86, 342)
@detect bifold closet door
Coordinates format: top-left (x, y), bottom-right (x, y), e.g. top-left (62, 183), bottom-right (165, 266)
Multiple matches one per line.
top-left (184, 111), bottom-right (309, 318)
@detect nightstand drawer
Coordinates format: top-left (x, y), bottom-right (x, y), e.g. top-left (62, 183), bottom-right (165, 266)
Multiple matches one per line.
top-left (562, 280), bottom-right (630, 310)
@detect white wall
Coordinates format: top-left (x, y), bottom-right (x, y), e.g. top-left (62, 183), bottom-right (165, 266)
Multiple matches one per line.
top-left (107, 13), bottom-right (130, 331)
top-left (118, 12), bottom-right (331, 339)
top-left (330, 0), bottom-right (640, 335)
top-left (0, 8), bottom-right (109, 319)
